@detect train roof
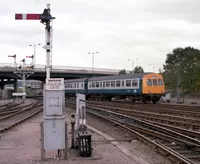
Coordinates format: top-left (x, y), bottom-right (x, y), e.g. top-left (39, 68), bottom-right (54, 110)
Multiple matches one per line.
top-left (64, 78), bottom-right (87, 83)
top-left (88, 72), bottom-right (155, 81)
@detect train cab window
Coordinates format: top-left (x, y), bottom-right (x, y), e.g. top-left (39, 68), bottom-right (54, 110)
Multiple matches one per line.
top-left (106, 81), bottom-right (110, 87)
top-left (103, 82), bottom-right (105, 87)
top-left (111, 81), bottom-right (115, 87)
top-left (122, 81), bottom-right (124, 87)
top-left (158, 79), bottom-right (163, 86)
top-left (153, 79), bottom-right (158, 86)
top-left (92, 82), bottom-right (95, 88)
top-left (96, 82), bottom-right (99, 87)
top-left (132, 80), bottom-right (138, 87)
top-left (100, 82), bottom-right (102, 87)
top-left (116, 81), bottom-right (121, 87)
top-left (126, 80), bottom-right (131, 87)
top-left (146, 79), bottom-right (152, 86)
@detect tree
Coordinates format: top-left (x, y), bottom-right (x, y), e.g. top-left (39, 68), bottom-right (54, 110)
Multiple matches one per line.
top-left (133, 66), bottom-right (144, 73)
top-left (162, 46), bottom-right (200, 92)
top-left (118, 69), bottom-right (126, 75)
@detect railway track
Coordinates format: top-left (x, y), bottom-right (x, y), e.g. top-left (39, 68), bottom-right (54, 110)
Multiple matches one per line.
top-left (67, 100), bottom-right (200, 131)
top-left (0, 99), bottom-right (39, 117)
top-left (88, 103), bottom-right (200, 130)
top-left (67, 101), bottom-right (200, 139)
top-left (0, 99), bottom-right (24, 110)
top-left (67, 100), bottom-right (200, 163)
top-left (85, 100), bottom-right (200, 130)
top-left (0, 98), bottom-right (43, 133)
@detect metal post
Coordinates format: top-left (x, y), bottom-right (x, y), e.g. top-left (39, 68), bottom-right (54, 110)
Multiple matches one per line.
top-left (71, 122), bottom-right (75, 148)
top-left (46, 4), bottom-right (51, 80)
top-left (22, 73), bottom-right (26, 100)
top-left (92, 53), bottom-right (94, 73)
top-left (132, 60), bottom-right (134, 74)
top-left (14, 55), bottom-right (17, 69)
top-left (40, 122), bottom-right (45, 161)
top-left (22, 59), bottom-right (26, 100)
top-left (33, 45), bottom-right (36, 67)
top-left (29, 44), bottom-right (40, 69)
top-left (64, 122), bottom-right (68, 159)
top-left (177, 76), bottom-right (180, 104)
top-left (88, 51), bottom-right (98, 74)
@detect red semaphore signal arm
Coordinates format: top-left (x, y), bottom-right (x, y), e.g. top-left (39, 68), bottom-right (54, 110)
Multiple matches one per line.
top-left (15, 14), bottom-right (41, 20)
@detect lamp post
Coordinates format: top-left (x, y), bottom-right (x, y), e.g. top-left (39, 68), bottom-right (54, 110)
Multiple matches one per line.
top-left (128, 58), bottom-right (138, 74)
top-left (29, 43), bottom-right (40, 68)
top-left (88, 51), bottom-right (98, 73)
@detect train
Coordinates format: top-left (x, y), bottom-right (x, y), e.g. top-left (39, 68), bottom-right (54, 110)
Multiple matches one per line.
top-left (64, 72), bottom-right (165, 104)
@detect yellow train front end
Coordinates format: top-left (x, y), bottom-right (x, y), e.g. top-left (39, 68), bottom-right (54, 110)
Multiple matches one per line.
top-left (142, 73), bottom-right (165, 103)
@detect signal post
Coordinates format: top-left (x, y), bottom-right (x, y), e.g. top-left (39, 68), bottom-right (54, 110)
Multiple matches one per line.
top-left (15, 4), bottom-right (67, 160)
top-left (8, 54), bottom-right (34, 100)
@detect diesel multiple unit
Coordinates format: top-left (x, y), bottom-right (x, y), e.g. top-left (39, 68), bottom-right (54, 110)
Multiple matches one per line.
top-left (64, 73), bottom-right (165, 104)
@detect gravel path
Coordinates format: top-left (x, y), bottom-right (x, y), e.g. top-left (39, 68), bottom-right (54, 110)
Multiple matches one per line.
top-left (0, 106), bottom-right (153, 164)
top-left (66, 107), bottom-right (172, 164)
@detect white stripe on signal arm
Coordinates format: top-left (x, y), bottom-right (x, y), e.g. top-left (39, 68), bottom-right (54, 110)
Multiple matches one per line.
top-left (22, 14), bottom-right (27, 20)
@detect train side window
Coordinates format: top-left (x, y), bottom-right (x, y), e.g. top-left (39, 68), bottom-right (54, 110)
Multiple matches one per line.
top-left (111, 81), bottom-right (115, 87)
top-left (92, 82), bottom-right (95, 88)
top-left (81, 83), bottom-right (83, 88)
top-left (116, 81), bottom-right (121, 87)
top-left (96, 82), bottom-right (99, 88)
top-left (146, 79), bottom-right (152, 86)
top-left (106, 81), bottom-right (110, 87)
top-left (153, 79), bottom-right (158, 86)
top-left (132, 79), bottom-right (138, 87)
top-left (100, 82), bottom-right (102, 87)
top-left (126, 80), bottom-right (131, 87)
top-left (122, 80), bottom-right (124, 87)
top-left (89, 83), bottom-right (92, 88)
top-left (77, 83), bottom-right (79, 88)
top-left (158, 79), bottom-right (163, 86)
top-left (103, 82), bottom-right (105, 87)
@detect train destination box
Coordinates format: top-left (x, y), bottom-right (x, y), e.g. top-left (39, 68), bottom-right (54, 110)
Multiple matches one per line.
top-left (44, 78), bottom-right (65, 116)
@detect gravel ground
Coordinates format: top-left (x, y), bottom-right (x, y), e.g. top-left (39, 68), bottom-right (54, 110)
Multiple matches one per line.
top-left (0, 106), bottom-right (149, 164)
top-left (66, 107), bottom-right (172, 164)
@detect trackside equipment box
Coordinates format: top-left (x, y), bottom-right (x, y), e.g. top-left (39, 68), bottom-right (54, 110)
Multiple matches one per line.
top-left (44, 78), bottom-right (65, 116)
top-left (43, 78), bottom-right (66, 150)
top-left (44, 116), bottom-right (65, 150)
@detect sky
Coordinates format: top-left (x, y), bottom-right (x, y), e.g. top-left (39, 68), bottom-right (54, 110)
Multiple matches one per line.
top-left (1, 0), bottom-right (200, 73)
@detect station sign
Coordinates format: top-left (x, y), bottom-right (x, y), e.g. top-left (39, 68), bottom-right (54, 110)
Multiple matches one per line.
top-left (45, 78), bottom-right (64, 90)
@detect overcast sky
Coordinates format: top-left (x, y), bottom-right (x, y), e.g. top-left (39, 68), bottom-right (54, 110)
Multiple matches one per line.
top-left (1, 0), bottom-right (200, 72)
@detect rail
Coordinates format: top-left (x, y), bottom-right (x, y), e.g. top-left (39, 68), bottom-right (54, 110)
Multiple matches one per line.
top-left (67, 100), bottom-right (200, 163)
